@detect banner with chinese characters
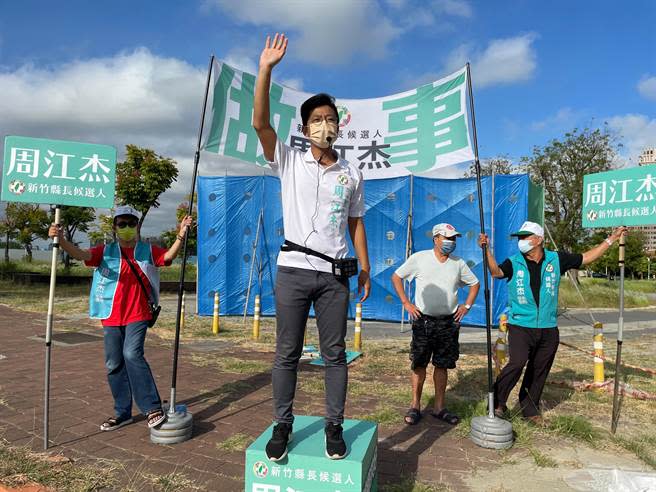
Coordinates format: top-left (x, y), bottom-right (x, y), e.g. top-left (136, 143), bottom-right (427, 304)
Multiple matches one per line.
top-left (583, 164), bottom-right (656, 228)
top-left (2, 136), bottom-right (116, 208)
top-left (203, 60), bottom-right (474, 179)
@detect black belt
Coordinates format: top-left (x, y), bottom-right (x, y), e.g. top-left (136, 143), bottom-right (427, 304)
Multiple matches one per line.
top-left (281, 240), bottom-right (358, 278)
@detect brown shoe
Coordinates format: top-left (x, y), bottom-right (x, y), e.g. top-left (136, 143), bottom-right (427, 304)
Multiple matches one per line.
top-left (525, 415), bottom-right (546, 427)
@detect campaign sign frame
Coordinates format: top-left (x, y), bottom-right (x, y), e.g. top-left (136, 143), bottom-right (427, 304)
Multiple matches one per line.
top-left (2, 135), bottom-right (116, 208)
top-left (246, 416), bottom-right (378, 492)
top-left (582, 164), bottom-right (656, 228)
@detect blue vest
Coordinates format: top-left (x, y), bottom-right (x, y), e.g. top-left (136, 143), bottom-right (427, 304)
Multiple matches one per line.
top-left (507, 250), bottom-right (560, 329)
top-left (89, 242), bottom-right (160, 320)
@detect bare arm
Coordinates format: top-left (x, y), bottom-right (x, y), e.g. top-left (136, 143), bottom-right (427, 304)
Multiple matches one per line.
top-left (581, 227), bottom-right (627, 265)
top-left (478, 233), bottom-right (504, 278)
top-left (48, 224), bottom-right (92, 262)
top-left (253, 33), bottom-right (288, 162)
top-left (348, 216), bottom-right (371, 302)
top-left (391, 272), bottom-right (421, 320)
top-left (163, 216), bottom-right (193, 263)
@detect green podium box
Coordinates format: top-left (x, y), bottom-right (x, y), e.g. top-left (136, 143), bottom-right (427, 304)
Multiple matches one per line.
top-left (245, 415), bottom-right (378, 492)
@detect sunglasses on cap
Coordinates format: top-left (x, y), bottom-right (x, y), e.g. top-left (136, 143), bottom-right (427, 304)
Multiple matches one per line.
top-left (115, 219), bottom-right (138, 228)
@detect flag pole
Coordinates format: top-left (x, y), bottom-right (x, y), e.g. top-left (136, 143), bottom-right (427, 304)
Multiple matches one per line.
top-left (466, 63), bottom-right (494, 416)
top-left (611, 230), bottom-right (626, 433)
top-left (44, 205), bottom-right (61, 450)
top-left (466, 63), bottom-right (513, 449)
top-left (168, 54), bottom-right (214, 415)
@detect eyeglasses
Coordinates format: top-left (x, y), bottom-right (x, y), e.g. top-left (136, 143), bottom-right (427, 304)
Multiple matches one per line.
top-left (115, 220), bottom-right (138, 228)
top-left (309, 115), bottom-right (339, 125)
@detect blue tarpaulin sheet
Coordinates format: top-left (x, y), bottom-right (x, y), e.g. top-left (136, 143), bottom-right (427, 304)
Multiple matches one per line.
top-left (197, 174), bottom-right (532, 326)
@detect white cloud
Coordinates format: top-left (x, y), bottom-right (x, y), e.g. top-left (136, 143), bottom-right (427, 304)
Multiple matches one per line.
top-left (444, 33), bottom-right (538, 87)
top-left (637, 75), bottom-right (656, 102)
top-left (204, 0), bottom-right (403, 65)
top-left (432, 0), bottom-right (472, 18)
top-left (402, 33), bottom-right (538, 90)
top-left (607, 114), bottom-right (656, 165)
top-left (530, 107), bottom-right (585, 132)
top-left (0, 48), bottom-right (209, 237)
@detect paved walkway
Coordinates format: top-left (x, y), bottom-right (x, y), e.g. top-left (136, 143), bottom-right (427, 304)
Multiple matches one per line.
top-left (0, 304), bottom-right (507, 491)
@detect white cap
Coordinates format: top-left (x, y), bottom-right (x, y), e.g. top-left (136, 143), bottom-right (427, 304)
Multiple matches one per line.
top-left (511, 221), bottom-right (544, 237)
top-left (432, 223), bottom-right (461, 238)
top-left (113, 205), bottom-right (141, 219)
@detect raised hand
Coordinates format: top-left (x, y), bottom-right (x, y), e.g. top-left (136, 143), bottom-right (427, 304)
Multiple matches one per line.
top-left (259, 33), bottom-right (288, 70)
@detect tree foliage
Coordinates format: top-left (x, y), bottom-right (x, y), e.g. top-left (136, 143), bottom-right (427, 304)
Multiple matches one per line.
top-left (464, 156), bottom-right (525, 178)
top-left (160, 194), bottom-right (197, 256)
top-left (87, 213), bottom-right (114, 245)
top-left (523, 126), bottom-right (620, 252)
top-left (59, 206), bottom-right (95, 268)
top-left (115, 145), bottom-right (179, 228)
top-left (4, 203), bottom-right (49, 261)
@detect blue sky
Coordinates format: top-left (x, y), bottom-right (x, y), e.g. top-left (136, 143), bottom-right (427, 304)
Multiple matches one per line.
top-left (1, 0), bottom-right (655, 235)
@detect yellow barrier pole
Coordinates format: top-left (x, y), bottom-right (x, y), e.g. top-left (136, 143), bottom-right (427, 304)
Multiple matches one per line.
top-left (593, 321), bottom-right (604, 388)
top-left (180, 292), bottom-right (186, 332)
top-left (212, 291), bottom-right (220, 335)
top-left (354, 302), bottom-right (362, 352)
top-left (253, 294), bottom-right (261, 340)
top-left (494, 314), bottom-right (508, 376)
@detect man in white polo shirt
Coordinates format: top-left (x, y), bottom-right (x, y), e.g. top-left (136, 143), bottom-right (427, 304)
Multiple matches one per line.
top-left (392, 223), bottom-right (479, 426)
top-left (253, 33), bottom-right (371, 461)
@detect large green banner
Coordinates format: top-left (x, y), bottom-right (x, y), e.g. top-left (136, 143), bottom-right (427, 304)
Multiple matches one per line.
top-left (2, 136), bottom-right (116, 208)
top-left (203, 60), bottom-right (474, 179)
top-left (582, 164), bottom-right (656, 228)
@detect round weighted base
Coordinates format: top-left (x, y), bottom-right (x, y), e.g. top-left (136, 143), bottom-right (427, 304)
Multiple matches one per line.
top-left (470, 416), bottom-right (513, 450)
top-left (150, 404), bottom-right (193, 445)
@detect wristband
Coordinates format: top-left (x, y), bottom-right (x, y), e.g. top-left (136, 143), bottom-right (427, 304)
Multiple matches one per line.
top-left (605, 238), bottom-right (613, 246)
top-left (177, 235), bottom-right (185, 241)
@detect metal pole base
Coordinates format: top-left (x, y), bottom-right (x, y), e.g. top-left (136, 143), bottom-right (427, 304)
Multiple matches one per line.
top-left (470, 416), bottom-right (513, 450)
top-left (150, 404), bottom-right (193, 445)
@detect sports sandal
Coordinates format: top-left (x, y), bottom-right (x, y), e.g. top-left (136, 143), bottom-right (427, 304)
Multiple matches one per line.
top-left (100, 416), bottom-right (133, 432)
top-left (146, 409), bottom-right (166, 428)
top-left (404, 408), bottom-right (422, 425)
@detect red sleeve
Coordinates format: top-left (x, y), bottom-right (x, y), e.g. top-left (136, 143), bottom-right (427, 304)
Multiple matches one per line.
top-left (152, 245), bottom-right (172, 267)
top-left (84, 245), bottom-right (105, 267)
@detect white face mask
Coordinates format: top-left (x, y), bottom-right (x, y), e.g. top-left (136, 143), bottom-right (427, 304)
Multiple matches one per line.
top-left (308, 120), bottom-right (338, 149)
top-left (518, 239), bottom-right (534, 254)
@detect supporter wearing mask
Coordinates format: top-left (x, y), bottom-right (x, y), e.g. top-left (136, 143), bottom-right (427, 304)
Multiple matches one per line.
top-left (48, 205), bottom-right (192, 433)
top-left (479, 221), bottom-right (627, 425)
top-left (392, 223), bottom-right (480, 426)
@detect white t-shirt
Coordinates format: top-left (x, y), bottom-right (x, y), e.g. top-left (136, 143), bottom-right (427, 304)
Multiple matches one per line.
top-left (395, 250), bottom-right (479, 316)
top-left (268, 139), bottom-right (365, 273)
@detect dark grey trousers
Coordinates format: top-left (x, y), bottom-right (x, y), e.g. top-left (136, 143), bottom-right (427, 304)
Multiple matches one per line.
top-left (272, 266), bottom-right (350, 425)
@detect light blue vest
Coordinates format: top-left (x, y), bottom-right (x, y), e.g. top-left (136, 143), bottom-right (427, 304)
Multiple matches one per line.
top-left (89, 242), bottom-right (160, 320)
top-left (507, 250), bottom-right (560, 329)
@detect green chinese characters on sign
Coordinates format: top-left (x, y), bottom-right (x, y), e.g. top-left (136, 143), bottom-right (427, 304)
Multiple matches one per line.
top-left (204, 63), bottom-right (296, 165)
top-left (582, 164), bottom-right (656, 228)
top-left (2, 136), bottom-right (116, 208)
top-left (382, 72), bottom-right (468, 173)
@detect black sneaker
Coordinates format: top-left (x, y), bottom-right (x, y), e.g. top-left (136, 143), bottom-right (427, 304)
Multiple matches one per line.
top-left (325, 422), bottom-right (347, 459)
top-left (265, 423), bottom-right (293, 461)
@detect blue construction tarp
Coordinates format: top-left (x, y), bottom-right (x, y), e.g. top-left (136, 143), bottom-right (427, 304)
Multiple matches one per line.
top-left (197, 174), bottom-right (533, 326)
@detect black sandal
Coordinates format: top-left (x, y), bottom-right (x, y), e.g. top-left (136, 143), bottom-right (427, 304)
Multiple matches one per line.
top-left (100, 416), bottom-right (133, 432)
top-left (431, 408), bottom-right (460, 425)
top-left (146, 409), bottom-right (166, 428)
top-left (404, 408), bottom-right (422, 425)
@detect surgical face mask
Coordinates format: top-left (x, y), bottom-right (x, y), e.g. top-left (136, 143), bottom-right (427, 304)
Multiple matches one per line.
top-left (116, 226), bottom-right (137, 242)
top-left (308, 120), bottom-right (338, 149)
top-left (441, 239), bottom-right (456, 255)
top-left (518, 239), bottom-right (534, 254)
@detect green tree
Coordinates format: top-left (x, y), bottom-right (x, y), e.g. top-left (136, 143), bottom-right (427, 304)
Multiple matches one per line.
top-left (115, 145), bottom-right (179, 228)
top-left (5, 203), bottom-right (50, 262)
top-left (523, 126), bottom-right (620, 252)
top-left (87, 213), bottom-right (114, 245)
top-left (59, 206), bottom-right (96, 269)
top-left (464, 156), bottom-right (525, 178)
top-left (1, 204), bottom-right (19, 262)
top-left (585, 229), bottom-right (646, 278)
top-left (160, 194), bottom-right (197, 256)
